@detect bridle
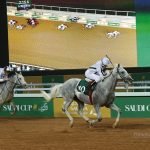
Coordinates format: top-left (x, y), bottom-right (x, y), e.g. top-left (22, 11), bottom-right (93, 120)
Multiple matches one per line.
top-left (0, 77), bottom-right (16, 99)
top-left (0, 73), bottom-right (26, 103)
top-left (116, 65), bottom-right (130, 83)
top-left (4, 74), bottom-right (24, 92)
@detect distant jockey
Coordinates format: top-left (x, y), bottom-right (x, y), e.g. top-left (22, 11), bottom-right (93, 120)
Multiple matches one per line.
top-left (57, 24), bottom-right (68, 31)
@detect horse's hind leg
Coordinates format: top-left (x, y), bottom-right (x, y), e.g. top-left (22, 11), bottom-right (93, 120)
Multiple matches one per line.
top-left (62, 99), bottom-right (74, 128)
top-left (76, 101), bottom-right (90, 123)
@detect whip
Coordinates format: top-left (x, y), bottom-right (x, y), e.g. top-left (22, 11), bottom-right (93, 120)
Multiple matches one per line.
top-left (106, 54), bottom-right (114, 68)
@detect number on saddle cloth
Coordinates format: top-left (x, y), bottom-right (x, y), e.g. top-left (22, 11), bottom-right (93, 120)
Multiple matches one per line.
top-left (76, 79), bottom-right (96, 95)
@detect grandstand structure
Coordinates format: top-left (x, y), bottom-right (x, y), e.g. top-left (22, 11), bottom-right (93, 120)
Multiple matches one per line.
top-left (7, 2), bottom-right (136, 29)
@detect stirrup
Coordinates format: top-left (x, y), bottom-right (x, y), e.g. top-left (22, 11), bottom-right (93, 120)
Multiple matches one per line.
top-left (91, 80), bottom-right (96, 86)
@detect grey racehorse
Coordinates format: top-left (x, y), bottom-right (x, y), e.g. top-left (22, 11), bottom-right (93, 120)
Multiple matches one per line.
top-left (0, 72), bottom-right (27, 114)
top-left (41, 64), bottom-right (133, 128)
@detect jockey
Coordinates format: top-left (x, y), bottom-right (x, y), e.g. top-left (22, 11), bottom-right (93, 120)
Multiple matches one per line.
top-left (30, 19), bottom-right (35, 25)
top-left (85, 23), bottom-right (95, 29)
top-left (0, 66), bottom-right (9, 82)
top-left (85, 56), bottom-right (111, 85)
top-left (58, 24), bottom-right (67, 31)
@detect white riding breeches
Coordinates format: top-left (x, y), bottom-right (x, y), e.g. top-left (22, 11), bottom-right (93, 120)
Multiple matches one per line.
top-left (85, 69), bottom-right (104, 82)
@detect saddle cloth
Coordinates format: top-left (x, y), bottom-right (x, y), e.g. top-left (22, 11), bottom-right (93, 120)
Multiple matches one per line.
top-left (76, 79), bottom-right (96, 95)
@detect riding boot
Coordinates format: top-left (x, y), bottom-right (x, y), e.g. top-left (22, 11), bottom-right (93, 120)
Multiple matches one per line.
top-left (90, 80), bottom-right (97, 91)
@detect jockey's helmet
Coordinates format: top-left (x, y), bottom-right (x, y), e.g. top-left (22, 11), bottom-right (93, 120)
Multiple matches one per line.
top-left (102, 57), bottom-right (111, 66)
top-left (4, 66), bottom-right (11, 72)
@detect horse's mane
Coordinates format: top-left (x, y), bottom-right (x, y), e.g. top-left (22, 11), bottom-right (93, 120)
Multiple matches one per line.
top-left (8, 71), bottom-right (16, 78)
top-left (101, 67), bottom-right (114, 82)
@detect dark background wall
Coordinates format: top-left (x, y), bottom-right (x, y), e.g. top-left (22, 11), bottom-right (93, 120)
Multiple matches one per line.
top-left (7, 0), bottom-right (135, 11)
top-left (0, 1), bottom-right (9, 67)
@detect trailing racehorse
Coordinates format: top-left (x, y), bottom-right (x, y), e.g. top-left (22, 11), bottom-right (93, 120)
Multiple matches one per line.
top-left (0, 72), bottom-right (27, 114)
top-left (41, 64), bottom-right (133, 128)
top-left (106, 31), bottom-right (120, 38)
top-left (8, 19), bottom-right (17, 28)
top-left (26, 18), bottom-right (39, 27)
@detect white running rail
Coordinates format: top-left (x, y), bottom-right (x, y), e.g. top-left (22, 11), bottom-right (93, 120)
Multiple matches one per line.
top-left (14, 81), bottom-right (150, 97)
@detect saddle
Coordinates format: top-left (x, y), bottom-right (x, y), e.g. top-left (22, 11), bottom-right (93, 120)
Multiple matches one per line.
top-left (76, 79), bottom-right (97, 95)
top-left (0, 79), bottom-right (7, 84)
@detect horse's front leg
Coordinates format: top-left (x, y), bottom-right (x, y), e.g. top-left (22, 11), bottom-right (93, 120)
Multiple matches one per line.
top-left (89, 104), bottom-right (102, 127)
top-left (10, 101), bottom-right (16, 115)
top-left (109, 103), bottom-right (121, 128)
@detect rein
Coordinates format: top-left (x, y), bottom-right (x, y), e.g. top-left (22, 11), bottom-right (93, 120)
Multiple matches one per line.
top-left (0, 74), bottom-right (21, 97)
top-left (1, 77), bottom-right (18, 93)
top-left (0, 73), bottom-right (26, 104)
top-left (102, 69), bottom-right (113, 81)
top-left (105, 66), bottom-right (126, 82)
top-left (5, 80), bottom-right (17, 93)
top-left (0, 79), bottom-right (16, 102)
top-left (116, 66), bottom-right (128, 83)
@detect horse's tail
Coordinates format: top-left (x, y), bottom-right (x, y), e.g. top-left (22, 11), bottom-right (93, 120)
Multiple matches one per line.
top-left (41, 84), bottom-right (62, 102)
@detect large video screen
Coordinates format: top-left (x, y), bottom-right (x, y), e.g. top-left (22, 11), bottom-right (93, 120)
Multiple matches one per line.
top-left (7, 0), bottom-right (136, 70)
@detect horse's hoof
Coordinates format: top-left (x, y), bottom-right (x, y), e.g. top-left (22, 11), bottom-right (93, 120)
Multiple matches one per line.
top-left (112, 124), bottom-right (116, 128)
top-left (10, 111), bottom-right (15, 115)
top-left (87, 121), bottom-right (93, 128)
top-left (86, 120), bottom-right (92, 128)
top-left (88, 124), bottom-right (93, 128)
top-left (86, 119), bottom-right (90, 124)
top-left (69, 121), bottom-right (74, 128)
top-left (88, 120), bottom-right (95, 127)
top-left (112, 123), bottom-right (118, 128)
top-left (98, 118), bottom-right (102, 122)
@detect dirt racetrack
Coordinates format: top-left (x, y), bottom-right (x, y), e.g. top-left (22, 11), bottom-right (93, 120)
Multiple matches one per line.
top-left (0, 118), bottom-right (149, 150)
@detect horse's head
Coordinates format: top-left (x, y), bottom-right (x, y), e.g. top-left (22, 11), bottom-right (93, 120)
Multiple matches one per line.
top-left (116, 64), bottom-right (133, 84)
top-left (15, 72), bottom-right (27, 88)
top-left (8, 72), bottom-right (27, 88)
